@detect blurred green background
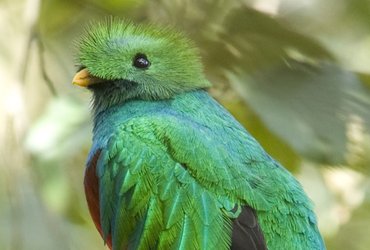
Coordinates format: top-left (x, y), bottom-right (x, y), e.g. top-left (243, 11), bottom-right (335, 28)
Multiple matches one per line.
top-left (1, 0), bottom-right (370, 249)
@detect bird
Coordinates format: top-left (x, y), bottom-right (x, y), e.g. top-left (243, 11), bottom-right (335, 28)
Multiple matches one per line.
top-left (73, 18), bottom-right (325, 250)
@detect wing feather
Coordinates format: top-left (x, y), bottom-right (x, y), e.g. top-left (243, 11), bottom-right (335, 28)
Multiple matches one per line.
top-left (95, 115), bottom-right (276, 250)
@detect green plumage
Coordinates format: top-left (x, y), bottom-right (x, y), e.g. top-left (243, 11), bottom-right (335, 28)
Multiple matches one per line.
top-left (76, 18), bottom-right (325, 250)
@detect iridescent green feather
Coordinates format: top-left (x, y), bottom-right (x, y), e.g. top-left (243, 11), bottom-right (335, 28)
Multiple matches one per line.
top-left (77, 19), bottom-right (325, 250)
top-left (94, 93), bottom-right (324, 249)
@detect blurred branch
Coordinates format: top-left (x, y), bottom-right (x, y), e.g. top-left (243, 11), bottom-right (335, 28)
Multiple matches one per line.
top-left (19, 0), bottom-right (58, 96)
top-left (19, 0), bottom-right (40, 83)
top-left (19, 32), bottom-right (36, 84)
top-left (36, 35), bottom-right (58, 96)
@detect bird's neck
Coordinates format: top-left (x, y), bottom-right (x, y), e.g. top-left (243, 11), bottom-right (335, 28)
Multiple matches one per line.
top-left (90, 90), bottom-right (210, 149)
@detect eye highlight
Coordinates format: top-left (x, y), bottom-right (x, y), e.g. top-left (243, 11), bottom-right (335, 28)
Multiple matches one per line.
top-left (133, 53), bottom-right (150, 69)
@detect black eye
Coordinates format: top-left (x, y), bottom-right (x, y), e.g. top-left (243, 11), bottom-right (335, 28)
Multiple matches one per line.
top-left (133, 53), bottom-right (150, 69)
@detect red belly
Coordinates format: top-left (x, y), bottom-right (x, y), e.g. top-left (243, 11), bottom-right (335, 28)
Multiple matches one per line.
top-left (84, 150), bottom-right (112, 249)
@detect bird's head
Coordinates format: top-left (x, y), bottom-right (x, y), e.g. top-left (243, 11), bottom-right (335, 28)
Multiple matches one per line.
top-left (73, 19), bottom-right (211, 112)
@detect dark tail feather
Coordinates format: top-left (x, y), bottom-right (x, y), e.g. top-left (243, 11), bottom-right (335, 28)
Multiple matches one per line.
top-left (231, 206), bottom-right (267, 250)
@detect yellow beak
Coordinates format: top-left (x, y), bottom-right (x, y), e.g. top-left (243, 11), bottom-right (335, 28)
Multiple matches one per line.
top-left (72, 68), bottom-right (103, 87)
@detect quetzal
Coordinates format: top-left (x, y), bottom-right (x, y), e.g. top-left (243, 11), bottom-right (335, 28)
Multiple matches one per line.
top-left (72, 19), bottom-right (325, 250)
